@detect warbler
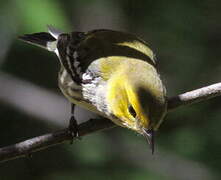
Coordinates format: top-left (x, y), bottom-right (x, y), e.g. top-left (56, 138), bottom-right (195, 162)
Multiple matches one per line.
top-left (19, 26), bottom-right (167, 153)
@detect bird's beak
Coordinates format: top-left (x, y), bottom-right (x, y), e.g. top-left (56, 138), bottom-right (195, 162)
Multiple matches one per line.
top-left (143, 129), bottom-right (155, 154)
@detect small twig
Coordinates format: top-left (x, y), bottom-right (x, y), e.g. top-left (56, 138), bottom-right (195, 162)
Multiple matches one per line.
top-left (0, 82), bottom-right (221, 163)
top-left (168, 82), bottom-right (221, 111)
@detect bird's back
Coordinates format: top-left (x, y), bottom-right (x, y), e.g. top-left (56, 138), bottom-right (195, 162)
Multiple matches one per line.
top-left (74, 29), bottom-right (157, 73)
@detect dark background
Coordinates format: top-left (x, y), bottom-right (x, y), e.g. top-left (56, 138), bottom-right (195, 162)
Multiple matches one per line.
top-left (0, 0), bottom-right (221, 179)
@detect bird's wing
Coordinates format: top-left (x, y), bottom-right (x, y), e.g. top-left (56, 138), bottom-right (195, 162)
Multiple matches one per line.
top-left (56, 29), bottom-right (157, 83)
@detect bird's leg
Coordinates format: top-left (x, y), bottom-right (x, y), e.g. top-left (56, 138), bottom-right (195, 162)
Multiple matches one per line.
top-left (68, 104), bottom-right (80, 144)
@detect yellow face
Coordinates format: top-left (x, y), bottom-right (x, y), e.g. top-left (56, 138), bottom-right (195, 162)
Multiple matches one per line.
top-left (101, 57), bottom-right (166, 133)
top-left (106, 69), bottom-right (166, 154)
top-left (100, 56), bottom-right (166, 154)
top-left (106, 71), bottom-right (150, 133)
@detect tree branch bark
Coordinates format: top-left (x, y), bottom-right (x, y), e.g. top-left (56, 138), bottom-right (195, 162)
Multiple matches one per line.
top-left (167, 82), bottom-right (221, 111)
top-left (1, 82), bottom-right (221, 163)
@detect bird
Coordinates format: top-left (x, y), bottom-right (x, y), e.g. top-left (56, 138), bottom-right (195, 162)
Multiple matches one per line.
top-left (19, 25), bottom-right (167, 154)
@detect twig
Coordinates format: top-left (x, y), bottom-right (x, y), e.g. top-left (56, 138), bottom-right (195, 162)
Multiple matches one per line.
top-left (0, 82), bottom-right (221, 163)
top-left (168, 82), bottom-right (221, 111)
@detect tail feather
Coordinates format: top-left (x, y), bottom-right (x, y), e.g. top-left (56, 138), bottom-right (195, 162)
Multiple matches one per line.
top-left (47, 25), bottom-right (63, 39)
top-left (19, 32), bottom-right (56, 50)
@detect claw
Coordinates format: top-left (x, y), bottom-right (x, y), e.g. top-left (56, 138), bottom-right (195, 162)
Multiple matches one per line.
top-left (68, 116), bottom-right (81, 144)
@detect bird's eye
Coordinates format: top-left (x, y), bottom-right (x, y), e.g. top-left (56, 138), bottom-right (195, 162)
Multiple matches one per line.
top-left (128, 105), bottom-right (136, 118)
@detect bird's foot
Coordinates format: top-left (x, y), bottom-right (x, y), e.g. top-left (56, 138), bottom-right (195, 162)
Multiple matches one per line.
top-left (68, 116), bottom-right (81, 144)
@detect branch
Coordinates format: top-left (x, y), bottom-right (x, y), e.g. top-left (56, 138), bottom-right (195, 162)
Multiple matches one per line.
top-left (168, 82), bottom-right (221, 111)
top-left (0, 118), bottom-right (115, 162)
top-left (1, 82), bottom-right (221, 163)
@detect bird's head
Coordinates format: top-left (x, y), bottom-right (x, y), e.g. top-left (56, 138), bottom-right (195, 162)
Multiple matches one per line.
top-left (105, 59), bottom-right (167, 153)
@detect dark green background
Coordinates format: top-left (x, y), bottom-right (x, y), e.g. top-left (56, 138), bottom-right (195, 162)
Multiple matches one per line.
top-left (0, 0), bottom-right (221, 179)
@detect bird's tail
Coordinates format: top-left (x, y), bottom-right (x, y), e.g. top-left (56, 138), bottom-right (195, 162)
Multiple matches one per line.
top-left (19, 25), bottom-right (63, 52)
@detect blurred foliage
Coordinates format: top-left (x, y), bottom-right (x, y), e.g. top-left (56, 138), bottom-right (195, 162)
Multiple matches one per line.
top-left (0, 0), bottom-right (221, 179)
